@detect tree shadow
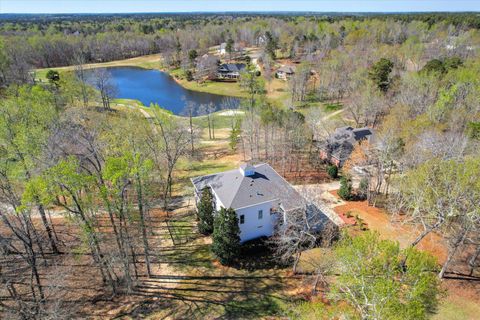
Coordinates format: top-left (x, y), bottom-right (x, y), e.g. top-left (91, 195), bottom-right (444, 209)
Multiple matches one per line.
top-left (234, 238), bottom-right (287, 271)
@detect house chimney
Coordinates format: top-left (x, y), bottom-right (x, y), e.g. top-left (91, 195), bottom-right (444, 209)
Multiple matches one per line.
top-left (240, 163), bottom-right (255, 177)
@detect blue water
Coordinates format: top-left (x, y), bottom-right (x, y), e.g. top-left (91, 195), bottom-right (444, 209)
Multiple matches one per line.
top-left (86, 67), bottom-right (240, 115)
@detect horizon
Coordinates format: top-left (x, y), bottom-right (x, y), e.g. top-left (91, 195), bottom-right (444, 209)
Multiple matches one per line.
top-left (2, 1), bottom-right (479, 14)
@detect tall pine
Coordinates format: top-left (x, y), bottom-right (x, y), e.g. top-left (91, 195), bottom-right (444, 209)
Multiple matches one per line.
top-left (212, 207), bottom-right (241, 265)
top-left (197, 187), bottom-right (214, 234)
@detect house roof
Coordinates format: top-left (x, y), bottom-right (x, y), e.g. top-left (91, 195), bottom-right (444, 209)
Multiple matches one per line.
top-left (191, 163), bottom-right (306, 212)
top-left (277, 66), bottom-right (296, 74)
top-left (218, 63), bottom-right (246, 73)
top-left (317, 126), bottom-right (373, 163)
top-left (219, 42), bottom-right (227, 50)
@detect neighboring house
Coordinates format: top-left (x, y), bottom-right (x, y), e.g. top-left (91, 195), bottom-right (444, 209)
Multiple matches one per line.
top-left (217, 63), bottom-right (246, 80)
top-left (276, 65), bottom-right (296, 80)
top-left (256, 34), bottom-right (268, 46)
top-left (217, 42), bottom-right (245, 57)
top-left (317, 126), bottom-right (374, 167)
top-left (191, 163), bottom-right (307, 243)
top-left (218, 42), bottom-right (227, 55)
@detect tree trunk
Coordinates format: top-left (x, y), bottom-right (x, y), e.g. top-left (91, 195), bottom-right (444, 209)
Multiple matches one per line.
top-left (37, 203), bottom-right (59, 254)
top-left (189, 112), bottom-right (195, 155)
top-left (439, 229), bottom-right (468, 279)
top-left (468, 245), bottom-right (480, 276)
top-left (411, 219), bottom-right (444, 247)
top-left (136, 174), bottom-right (152, 277)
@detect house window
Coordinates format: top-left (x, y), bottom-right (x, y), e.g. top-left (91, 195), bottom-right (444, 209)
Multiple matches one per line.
top-left (240, 215), bottom-right (245, 224)
top-left (258, 210), bottom-right (263, 220)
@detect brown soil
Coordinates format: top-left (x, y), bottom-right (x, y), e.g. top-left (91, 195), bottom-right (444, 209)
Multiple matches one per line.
top-left (329, 190), bottom-right (480, 313)
top-left (330, 189), bottom-right (447, 263)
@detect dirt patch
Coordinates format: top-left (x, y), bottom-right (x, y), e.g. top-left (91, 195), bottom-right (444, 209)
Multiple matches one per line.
top-left (329, 190), bottom-right (480, 319)
top-left (331, 191), bottom-right (448, 263)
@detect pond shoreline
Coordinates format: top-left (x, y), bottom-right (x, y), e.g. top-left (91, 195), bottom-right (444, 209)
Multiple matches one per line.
top-left (83, 66), bottom-right (241, 114)
top-left (35, 54), bottom-right (247, 99)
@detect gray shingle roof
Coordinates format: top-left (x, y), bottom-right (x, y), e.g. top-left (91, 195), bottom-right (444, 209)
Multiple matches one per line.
top-left (191, 163), bottom-right (306, 212)
top-left (218, 63), bottom-right (246, 73)
top-left (317, 126), bottom-right (373, 163)
top-left (277, 66), bottom-right (296, 74)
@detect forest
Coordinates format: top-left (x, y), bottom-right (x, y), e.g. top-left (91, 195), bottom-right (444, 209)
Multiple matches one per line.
top-left (0, 12), bottom-right (479, 319)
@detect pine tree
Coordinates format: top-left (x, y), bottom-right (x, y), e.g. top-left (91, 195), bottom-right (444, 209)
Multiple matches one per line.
top-left (338, 176), bottom-right (353, 201)
top-left (327, 165), bottom-right (338, 178)
top-left (358, 177), bottom-right (369, 200)
top-left (212, 207), bottom-right (241, 265)
top-left (197, 187), bottom-right (214, 234)
top-left (368, 58), bottom-right (393, 92)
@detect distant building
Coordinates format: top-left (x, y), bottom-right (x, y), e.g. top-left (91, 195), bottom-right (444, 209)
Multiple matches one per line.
top-left (217, 42), bottom-right (245, 57)
top-left (256, 34), bottom-right (268, 46)
top-left (217, 63), bottom-right (246, 80)
top-left (317, 126), bottom-right (374, 167)
top-left (218, 42), bottom-right (227, 55)
top-left (276, 65), bottom-right (296, 80)
top-left (191, 163), bottom-right (307, 243)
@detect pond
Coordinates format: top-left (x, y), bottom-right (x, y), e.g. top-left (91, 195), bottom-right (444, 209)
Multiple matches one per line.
top-left (86, 67), bottom-right (241, 115)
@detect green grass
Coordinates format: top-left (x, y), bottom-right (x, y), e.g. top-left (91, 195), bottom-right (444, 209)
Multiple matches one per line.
top-left (324, 102), bottom-right (343, 112)
top-left (175, 158), bottom-right (237, 196)
top-left (34, 54), bottom-right (162, 81)
top-left (432, 294), bottom-right (480, 320)
top-left (192, 111), bottom-right (244, 129)
top-left (113, 98), bottom-right (145, 108)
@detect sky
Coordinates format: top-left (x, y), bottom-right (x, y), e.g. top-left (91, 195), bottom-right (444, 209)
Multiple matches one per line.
top-left (1, 0), bottom-right (479, 14)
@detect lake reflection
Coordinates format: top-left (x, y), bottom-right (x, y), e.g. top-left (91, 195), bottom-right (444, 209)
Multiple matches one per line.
top-left (86, 67), bottom-right (241, 115)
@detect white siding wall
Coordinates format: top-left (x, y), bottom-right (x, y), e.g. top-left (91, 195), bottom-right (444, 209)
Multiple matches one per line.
top-left (235, 202), bottom-right (276, 243)
top-left (211, 191), bottom-right (278, 243)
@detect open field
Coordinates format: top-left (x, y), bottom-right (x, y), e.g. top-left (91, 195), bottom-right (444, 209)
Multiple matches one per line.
top-left (35, 54), bottom-right (162, 81)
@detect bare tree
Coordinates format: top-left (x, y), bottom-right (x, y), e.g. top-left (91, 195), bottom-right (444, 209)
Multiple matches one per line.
top-left (150, 108), bottom-right (190, 209)
top-left (72, 52), bottom-right (89, 107)
top-left (93, 68), bottom-right (117, 110)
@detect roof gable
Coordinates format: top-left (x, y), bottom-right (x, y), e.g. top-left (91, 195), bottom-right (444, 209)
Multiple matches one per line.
top-left (191, 163), bottom-right (306, 211)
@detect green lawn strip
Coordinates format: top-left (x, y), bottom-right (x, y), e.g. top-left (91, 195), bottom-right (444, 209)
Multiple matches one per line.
top-left (323, 102), bottom-right (343, 112)
top-left (192, 111), bottom-right (243, 129)
top-left (432, 293), bottom-right (480, 320)
top-left (34, 54), bottom-right (162, 81)
top-left (174, 158), bottom-right (237, 197)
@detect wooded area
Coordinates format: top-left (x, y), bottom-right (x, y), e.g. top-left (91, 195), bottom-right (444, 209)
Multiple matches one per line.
top-left (1, 12), bottom-right (479, 319)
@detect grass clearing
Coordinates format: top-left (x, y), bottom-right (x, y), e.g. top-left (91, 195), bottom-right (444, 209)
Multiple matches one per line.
top-left (324, 102), bottom-right (343, 112)
top-left (433, 292), bottom-right (480, 320)
top-left (35, 54), bottom-right (162, 81)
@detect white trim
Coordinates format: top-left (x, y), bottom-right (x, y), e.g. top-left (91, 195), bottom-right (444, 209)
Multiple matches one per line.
top-left (233, 198), bottom-right (277, 211)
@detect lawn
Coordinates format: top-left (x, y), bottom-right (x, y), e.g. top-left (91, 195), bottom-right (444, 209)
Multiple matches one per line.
top-left (117, 207), bottom-right (304, 319)
top-left (433, 292), bottom-right (480, 320)
top-left (170, 68), bottom-right (248, 98)
top-left (34, 54), bottom-right (162, 81)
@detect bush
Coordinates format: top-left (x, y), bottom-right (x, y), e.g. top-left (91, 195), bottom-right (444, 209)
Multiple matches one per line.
top-left (185, 70), bottom-right (194, 81)
top-left (327, 165), bottom-right (338, 178)
top-left (338, 176), bottom-right (353, 201)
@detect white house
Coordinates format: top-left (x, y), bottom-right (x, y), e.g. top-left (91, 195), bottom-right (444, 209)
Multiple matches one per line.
top-left (276, 65), bottom-right (296, 80)
top-left (218, 42), bottom-right (227, 56)
top-left (191, 163), bottom-right (307, 243)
